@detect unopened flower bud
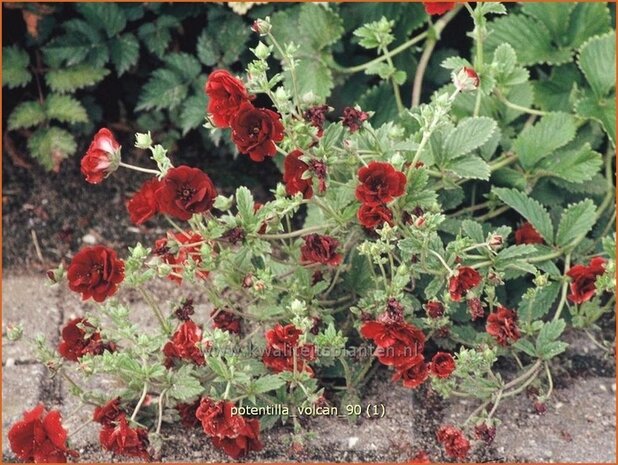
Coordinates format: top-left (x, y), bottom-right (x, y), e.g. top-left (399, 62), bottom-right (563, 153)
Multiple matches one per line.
top-left (242, 273), bottom-right (254, 288)
top-left (488, 234), bottom-right (503, 250)
top-left (453, 67), bottom-right (480, 92)
top-left (251, 17), bottom-right (272, 35)
top-left (134, 131), bottom-right (153, 149)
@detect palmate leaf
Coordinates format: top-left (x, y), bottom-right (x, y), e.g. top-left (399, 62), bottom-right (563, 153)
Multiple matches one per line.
top-left (512, 112), bottom-right (577, 169)
top-left (518, 282), bottom-right (561, 323)
top-left (536, 319), bottom-right (568, 360)
top-left (493, 188), bottom-right (554, 244)
top-left (577, 31), bottom-right (616, 98)
top-left (27, 127), bottom-right (77, 171)
top-left (138, 15), bottom-right (179, 58)
top-left (8, 101), bottom-right (46, 130)
top-left (136, 69), bottom-right (187, 111)
top-left (2, 46), bottom-right (31, 89)
top-left (76, 3), bottom-right (127, 38)
top-left (46, 65), bottom-right (110, 93)
top-left (555, 199), bottom-right (597, 247)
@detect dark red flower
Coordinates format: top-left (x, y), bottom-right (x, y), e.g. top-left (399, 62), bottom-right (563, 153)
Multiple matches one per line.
top-left (163, 320), bottom-right (206, 367)
top-left (448, 266), bottom-right (481, 302)
top-left (126, 178), bottom-right (162, 225)
top-left (566, 257), bottom-right (607, 304)
top-left (356, 162), bottom-right (407, 206)
top-left (300, 234), bottom-right (342, 266)
top-left (211, 308), bottom-right (242, 334)
top-left (174, 298), bottom-right (195, 321)
top-left (99, 414), bottom-right (150, 460)
top-left (205, 70), bottom-right (251, 128)
top-left (67, 245), bottom-right (125, 302)
top-left (392, 355), bottom-right (429, 389)
top-left (8, 404), bottom-right (78, 463)
top-left (467, 297), bottom-right (485, 320)
top-left (423, 2), bottom-right (456, 16)
top-left (533, 401), bottom-right (547, 415)
top-left (263, 324), bottom-right (315, 375)
top-left (515, 222), bottom-right (544, 245)
top-left (380, 298), bottom-right (405, 324)
top-left (81, 128), bottom-right (120, 184)
top-left (309, 160), bottom-right (328, 193)
top-left (358, 203), bottom-right (394, 229)
top-left (486, 306), bottom-right (521, 346)
top-left (154, 231), bottom-right (209, 284)
top-left (361, 320), bottom-right (425, 367)
top-left (58, 318), bottom-right (115, 362)
top-left (177, 401), bottom-right (201, 428)
top-left (304, 104), bottom-right (330, 137)
top-left (157, 165), bottom-right (217, 221)
top-left (429, 352), bottom-right (455, 378)
top-left (196, 398), bottom-right (263, 459)
top-left (93, 398), bottom-right (124, 427)
top-left (341, 106), bottom-right (369, 132)
top-left (424, 300), bottom-right (444, 318)
top-left (436, 424), bottom-right (470, 460)
top-left (474, 422), bottom-right (496, 444)
top-left (283, 150), bottom-right (313, 199)
top-left (231, 102), bottom-right (284, 162)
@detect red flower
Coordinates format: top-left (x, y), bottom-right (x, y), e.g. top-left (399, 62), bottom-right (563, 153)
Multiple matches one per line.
top-left (474, 422), bottom-right (496, 444)
top-left (196, 398), bottom-right (263, 459)
top-left (453, 66), bottom-right (480, 92)
top-left (177, 401), bottom-right (201, 428)
top-left (283, 150), bottom-right (313, 199)
top-left (341, 106), bottom-right (369, 132)
top-left (411, 450), bottom-right (431, 463)
top-left (424, 300), bottom-right (444, 318)
top-left (93, 398), bottom-right (124, 427)
top-left (8, 404), bottom-right (78, 463)
top-left (566, 257), bottom-right (607, 304)
top-left (263, 324), bottom-right (315, 375)
top-left (157, 165), bottom-right (217, 221)
top-left (67, 245), bottom-right (125, 302)
top-left (211, 308), bottom-right (242, 334)
top-left (205, 70), bottom-right (251, 128)
top-left (356, 162), bottom-right (407, 206)
top-left (163, 320), bottom-right (206, 367)
top-left (448, 266), bottom-right (481, 302)
top-left (304, 105), bottom-right (330, 137)
top-left (486, 306), bottom-right (521, 346)
top-left (423, 2), bottom-right (456, 16)
top-left (515, 222), bottom-right (544, 245)
top-left (231, 102), bottom-right (284, 162)
top-left (467, 297), bottom-right (485, 320)
top-left (392, 355), bottom-right (429, 389)
top-left (436, 424), bottom-right (470, 460)
top-left (154, 231), bottom-right (209, 284)
top-left (58, 318), bottom-right (115, 362)
top-left (357, 203), bottom-right (394, 229)
top-left (81, 128), bottom-right (120, 184)
top-left (300, 234), bottom-right (342, 266)
top-left (429, 352), bottom-right (455, 378)
top-left (126, 178), bottom-right (162, 225)
top-left (99, 414), bottom-right (150, 460)
top-left (361, 320), bottom-right (425, 367)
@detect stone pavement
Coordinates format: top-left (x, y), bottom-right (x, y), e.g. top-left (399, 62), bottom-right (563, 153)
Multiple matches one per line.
top-left (1, 274), bottom-right (616, 463)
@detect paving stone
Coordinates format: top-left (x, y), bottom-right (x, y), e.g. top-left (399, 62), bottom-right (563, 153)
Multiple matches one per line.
top-left (2, 364), bottom-right (45, 456)
top-left (2, 275), bottom-right (62, 363)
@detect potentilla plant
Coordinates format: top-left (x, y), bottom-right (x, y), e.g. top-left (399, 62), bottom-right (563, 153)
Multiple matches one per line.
top-left (8, 2), bottom-right (616, 463)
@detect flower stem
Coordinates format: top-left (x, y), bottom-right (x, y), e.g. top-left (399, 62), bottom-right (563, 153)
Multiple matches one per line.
top-left (131, 382), bottom-right (149, 422)
top-left (119, 161), bottom-right (160, 175)
top-left (156, 390), bottom-right (167, 435)
top-left (138, 287), bottom-right (171, 335)
top-left (256, 224), bottom-right (332, 240)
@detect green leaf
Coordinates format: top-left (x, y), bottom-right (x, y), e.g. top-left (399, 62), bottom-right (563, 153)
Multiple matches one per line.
top-left (578, 31), bottom-right (616, 98)
top-left (536, 319), bottom-right (568, 360)
top-left (555, 199), bottom-right (597, 247)
top-left (513, 339), bottom-right (537, 357)
top-left (137, 69), bottom-right (187, 111)
top-left (76, 3), bottom-right (127, 38)
top-left (537, 143), bottom-right (603, 184)
top-left (253, 375), bottom-right (286, 394)
top-left (565, 3), bottom-right (611, 49)
top-left (236, 186), bottom-right (256, 226)
top-left (109, 33), bottom-right (140, 76)
top-left (45, 94), bottom-right (89, 125)
top-left (179, 93), bottom-right (208, 135)
top-left (8, 101), bottom-right (46, 130)
top-left (206, 357), bottom-right (230, 379)
top-left (443, 117), bottom-right (497, 159)
top-left (168, 366), bottom-right (203, 401)
top-left (575, 92), bottom-right (616, 147)
top-left (520, 3), bottom-right (575, 44)
top-left (2, 46), bottom-right (31, 88)
top-left (27, 127), bottom-right (77, 171)
top-left (138, 15), bottom-right (178, 58)
top-left (197, 29), bottom-right (218, 66)
top-left (353, 17), bottom-right (394, 50)
top-left (496, 245), bottom-right (538, 262)
top-left (461, 220), bottom-right (484, 243)
top-left (164, 53), bottom-right (202, 81)
top-left (46, 65), bottom-right (110, 93)
top-left (533, 64), bottom-right (581, 112)
top-left (493, 188), bottom-right (554, 243)
top-left (445, 156), bottom-right (491, 181)
top-left (512, 112), bottom-right (577, 169)
top-left (518, 282), bottom-right (561, 323)
top-left (492, 43), bottom-right (529, 88)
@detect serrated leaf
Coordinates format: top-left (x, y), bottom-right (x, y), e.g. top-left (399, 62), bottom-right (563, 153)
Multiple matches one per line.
top-left (45, 94), bottom-right (88, 125)
top-left (578, 31), bottom-right (616, 98)
top-left (520, 3), bottom-right (576, 44)
top-left (76, 3), bottom-right (127, 38)
top-left (536, 319), bottom-right (567, 360)
top-left (445, 156), bottom-right (491, 181)
top-left (493, 188), bottom-right (554, 244)
top-left (46, 66), bottom-right (110, 93)
top-left (27, 127), bottom-right (77, 171)
top-left (138, 15), bottom-right (178, 58)
top-left (443, 117), bottom-right (497, 159)
top-left (537, 143), bottom-right (602, 184)
top-left (555, 199), bottom-right (597, 247)
top-left (565, 3), bottom-right (611, 49)
top-left (533, 64), bottom-right (581, 112)
top-left (196, 29), bottom-right (218, 66)
top-left (236, 186), bottom-right (256, 225)
top-left (168, 366), bottom-right (203, 401)
top-left (8, 101), bottom-right (46, 130)
top-left (497, 245), bottom-right (538, 262)
top-left (520, 282), bottom-right (561, 324)
top-left (575, 93), bottom-right (616, 147)
top-left (253, 375), bottom-right (286, 394)
top-left (513, 339), bottom-right (537, 357)
top-left (2, 46), bottom-right (31, 88)
top-left (137, 69), bottom-right (187, 111)
top-left (109, 33), bottom-right (140, 76)
top-left (294, 58), bottom-right (335, 103)
top-left (164, 53), bottom-right (202, 81)
top-left (441, 56), bottom-right (471, 70)
top-left (513, 112), bottom-right (577, 169)
top-left (179, 93), bottom-right (208, 135)
top-left (461, 220), bottom-right (484, 243)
